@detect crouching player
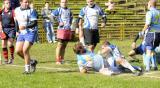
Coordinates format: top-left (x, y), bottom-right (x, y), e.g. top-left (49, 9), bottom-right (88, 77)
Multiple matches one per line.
top-left (99, 40), bottom-right (143, 76)
top-left (129, 31), bottom-right (158, 71)
top-left (73, 42), bottom-right (119, 76)
top-left (14, 0), bottom-right (38, 74)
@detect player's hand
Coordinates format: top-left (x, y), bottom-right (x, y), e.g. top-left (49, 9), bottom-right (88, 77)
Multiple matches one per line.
top-left (80, 68), bottom-right (87, 73)
top-left (101, 23), bottom-right (106, 27)
top-left (19, 26), bottom-right (26, 30)
top-left (16, 32), bottom-right (19, 36)
top-left (131, 42), bottom-right (136, 49)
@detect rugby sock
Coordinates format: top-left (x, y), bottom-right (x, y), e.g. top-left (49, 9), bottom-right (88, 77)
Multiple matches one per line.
top-left (2, 48), bottom-right (8, 62)
top-left (56, 56), bottom-right (62, 62)
top-left (142, 53), bottom-right (146, 66)
top-left (25, 65), bottom-right (30, 72)
top-left (151, 55), bottom-right (157, 68)
top-left (145, 55), bottom-right (151, 71)
top-left (9, 46), bottom-right (14, 59)
top-left (121, 60), bottom-right (135, 72)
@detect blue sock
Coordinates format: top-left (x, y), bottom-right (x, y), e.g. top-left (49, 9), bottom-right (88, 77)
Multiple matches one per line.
top-left (151, 55), bottom-right (157, 68)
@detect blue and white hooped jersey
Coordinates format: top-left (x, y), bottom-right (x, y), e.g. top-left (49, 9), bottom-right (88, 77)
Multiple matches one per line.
top-left (146, 7), bottom-right (160, 31)
top-left (51, 7), bottom-right (73, 30)
top-left (79, 5), bottom-right (106, 29)
top-left (14, 7), bottom-right (37, 29)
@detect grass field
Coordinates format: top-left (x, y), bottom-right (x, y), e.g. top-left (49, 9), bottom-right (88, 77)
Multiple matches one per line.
top-left (0, 40), bottom-right (160, 88)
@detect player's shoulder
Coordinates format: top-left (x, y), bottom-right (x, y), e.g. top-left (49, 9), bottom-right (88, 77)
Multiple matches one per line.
top-left (14, 7), bottom-right (20, 11)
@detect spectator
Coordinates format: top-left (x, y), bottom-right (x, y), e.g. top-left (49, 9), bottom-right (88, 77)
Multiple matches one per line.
top-left (105, 0), bottom-right (115, 14)
top-left (41, 2), bottom-right (56, 43)
top-left (105, 0), bottom-right (115, 11)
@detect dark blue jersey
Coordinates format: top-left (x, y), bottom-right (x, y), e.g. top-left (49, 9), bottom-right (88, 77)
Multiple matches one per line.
top-left (0, 9), bottom-right (15, 28)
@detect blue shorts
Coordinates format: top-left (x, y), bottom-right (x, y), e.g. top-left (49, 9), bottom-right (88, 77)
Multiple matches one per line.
top-left (17, 29), bottom-right (36, 44)
top-left (145, 32), bottom-right (160, 50)
top-left (134, 44), bottom-right (145, 55)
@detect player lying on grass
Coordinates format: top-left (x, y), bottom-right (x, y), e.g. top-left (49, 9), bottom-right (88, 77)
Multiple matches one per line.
top-left (98, 40), bottom-right (143, 76)
top-left (73, 42), bottom-right (120, 76)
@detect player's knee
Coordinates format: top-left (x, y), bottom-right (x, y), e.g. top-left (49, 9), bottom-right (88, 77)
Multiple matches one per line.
top-left (22, 49), bottom-right (29, 55)
top-left (15, 49), bottom-right (22, 55)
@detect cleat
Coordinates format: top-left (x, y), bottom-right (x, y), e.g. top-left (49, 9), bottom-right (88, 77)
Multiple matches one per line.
top-left (23, 71), bottom-right (31, 75)
top-left (4, 60), bottom-right (8, 64)
top-left (133, 70), bottom-right (141, 76)
top-left (154, 67), bottom-right (158, 71)
top-left (56, 62), bottom-right (62, 65)
top-left (145, 70), bottom-right (150, 73)
top-left (30, 60), bottom-right (38, 73)
top-left (53, 41), bottom-right (57, 43)
top-left (8, 59), bottom-right (14, 64)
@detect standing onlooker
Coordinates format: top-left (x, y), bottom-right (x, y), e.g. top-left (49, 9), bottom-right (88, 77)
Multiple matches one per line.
top-left (30, 3), bottom-right (39, 43)
top-left (51, 0), bottom-right (73, 64)
top-left (14, 0), bottom-right (38, 74)
top-left (142, 0), bottom-right (160, 72)
top-left (105, 0), bottom-right (115, 14)
top-left (105, 0), bottom-right (115, 11)
top-left (41, 2), bottom-right (56, 43)
top-left (78, 0), bottom-right (106, 52)
top-left (0, 0), bottom-right (16, 64)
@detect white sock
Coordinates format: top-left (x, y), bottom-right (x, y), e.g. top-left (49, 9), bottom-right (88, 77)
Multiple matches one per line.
top-left (121, 60), bottom-right (135, 72)
top-left (25, 65), bottom-right (30, 72)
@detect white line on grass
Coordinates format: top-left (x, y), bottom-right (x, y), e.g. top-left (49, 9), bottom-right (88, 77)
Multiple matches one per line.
top-left (142, 75), bottom-right (160, 79)
top-left (3, 65), bottom-right (160, 79)
top-left (144, 71), bottom-right (160, 75)
top-left (5, 64), bottom-right (76, 71)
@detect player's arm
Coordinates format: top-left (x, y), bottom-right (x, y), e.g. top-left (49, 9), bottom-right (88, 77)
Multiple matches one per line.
top-left (77, 55), bottom-right (88, 73)
top-left (13, 9), bottom-right (19, 32)
top-left (142, 12), bottom-right (151, 32)
top-left (26, 10), bottom-right (38, 29)
top-left (26, 20), bottom-right (37, 29)
top-left (0, 10), bottom-right (3, 32)
top-left (0, 17), bottom-right (2, 32)
top-left (41, 8), bottom-right (48, 19)
top-left (14, 19), bottom-right (19, 32)
top-left (78, 18), bottom-right (83, 37)
top-left (78, 8), bottom-right (85, 43)
top-left (99, 7), bottom-right (107, 27)
top-left (69, 9), bottom-right (73, 25)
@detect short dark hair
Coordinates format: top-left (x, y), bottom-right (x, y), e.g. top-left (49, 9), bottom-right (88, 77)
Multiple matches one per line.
top-left (73, 42), bottom-right (86, 54)
top-left (103, 40), bottom-right (110, 45)
top-left (45, 2), bottom-right (49, 4)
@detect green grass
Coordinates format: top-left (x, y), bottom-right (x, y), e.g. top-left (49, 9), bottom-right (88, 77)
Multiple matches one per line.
top-left (0, 40), bottom-right (160, 88)
top-left (0, 3), bottom-right (2, 8)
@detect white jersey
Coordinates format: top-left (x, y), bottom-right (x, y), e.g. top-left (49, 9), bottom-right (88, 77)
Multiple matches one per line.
top-left (14, 7), bottom-right (37, 28)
